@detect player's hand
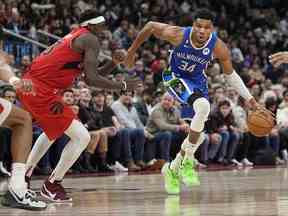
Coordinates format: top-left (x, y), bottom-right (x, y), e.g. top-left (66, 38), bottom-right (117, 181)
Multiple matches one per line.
top-left (247, 97), bottom-right (275, 118)
top-left (269, 51), bottom-right (288, 67)
top-left (112, 49), bottom-right (127, 65)
top-left (124, 49), bottom-right (136, 69)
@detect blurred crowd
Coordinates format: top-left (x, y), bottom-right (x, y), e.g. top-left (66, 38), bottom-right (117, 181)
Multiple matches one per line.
top-left (0, 0), bottom-right (288, 176)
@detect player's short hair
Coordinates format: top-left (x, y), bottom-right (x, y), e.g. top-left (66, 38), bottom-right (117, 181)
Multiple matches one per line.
top-left (194, 9), bottom-right (215, 23)
top-left (79, 9), bottom-right (102, 24)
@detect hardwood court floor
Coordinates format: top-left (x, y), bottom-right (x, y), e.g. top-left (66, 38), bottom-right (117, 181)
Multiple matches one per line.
top-left (1, 166), bottom-right (288, 216)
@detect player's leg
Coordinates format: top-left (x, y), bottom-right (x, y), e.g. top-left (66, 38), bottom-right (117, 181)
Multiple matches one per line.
top-left (162, 78), bottom-right (210, 193)
top-left (0, 100), bottom-right (46, 210)
top-left (25, 132), bottom-right (54, 179)
top-left (40, 119), bottom-right (90, 202)
top-left (179, 95), bottom-right (209, 186)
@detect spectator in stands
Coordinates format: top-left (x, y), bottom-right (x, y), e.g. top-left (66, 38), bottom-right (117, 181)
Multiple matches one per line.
top-left (89, 90), bottom-right (129, 172)
top-left (0, 85), bottom-right (16, 176)
top-left (265, 97), bottom-right (283, 164)
top-left (134, 87), bottom-right (152, 125)
top-left (1, 85), bottom-right (16, 104)
top-left (111, 90), bottom-right (146, 169)
top-left (145, 93), bottom-right (189, 161)
top-left (78, 88), bottom-right (112, 173)
top-left (233, 96), bottom-right (254, 166)
top-left (206, 100), bottom-right (242, 166)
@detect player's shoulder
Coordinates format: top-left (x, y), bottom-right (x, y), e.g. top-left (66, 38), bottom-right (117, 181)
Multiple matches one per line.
top-left (73, 32), bottom-right (99, 51)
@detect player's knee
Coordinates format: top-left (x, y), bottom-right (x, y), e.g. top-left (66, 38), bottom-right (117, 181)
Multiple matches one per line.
top-left (79, 127), bottom-right (90, 148)
top-left (193, 97), bottom-right (210, 118)
top-left (66, 120), bottom-right (91, 149)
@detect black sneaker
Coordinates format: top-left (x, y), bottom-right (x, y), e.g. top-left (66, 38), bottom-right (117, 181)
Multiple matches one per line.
top-left (2, 187), bottom-right (47, 211)
top-left (98, 163), bottom-right (114, 173)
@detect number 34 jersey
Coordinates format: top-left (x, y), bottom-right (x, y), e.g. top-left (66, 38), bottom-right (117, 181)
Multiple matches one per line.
top-left (27, 27), bottom-right (90, 90)
top-left (169, 26), bottom-right (217, 92)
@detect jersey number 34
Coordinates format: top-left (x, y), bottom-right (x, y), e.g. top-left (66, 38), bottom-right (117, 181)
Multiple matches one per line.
top-left (178, 60), bottom-right (196, 73)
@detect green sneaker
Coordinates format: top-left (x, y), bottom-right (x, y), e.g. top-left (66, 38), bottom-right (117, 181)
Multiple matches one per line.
top-left (179, 158), bottom-right (200, 187)
top-left (161, 163), bottom-right (180, 194)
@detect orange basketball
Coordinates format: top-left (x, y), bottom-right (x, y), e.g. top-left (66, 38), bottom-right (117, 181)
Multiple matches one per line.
top-left (247, 110), bottom-right (275, 137)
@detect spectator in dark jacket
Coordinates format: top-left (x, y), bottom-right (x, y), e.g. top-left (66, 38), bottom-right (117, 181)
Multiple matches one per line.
top-left (78, 88), bottom-right (111, 172)
top-left (206, 100), bottom-right (242, 166)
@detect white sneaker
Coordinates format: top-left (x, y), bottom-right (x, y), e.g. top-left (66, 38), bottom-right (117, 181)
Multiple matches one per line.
top-left (2, 186), bottom-right (47, 210)
top-left (110, 161), bottom-right (128, 172)
top-left (276, 157), bottom-right (285, 165)
top-left (282, 150), bottom-right (288, 162)
top-left (231, 159), bottom-right (243, 167)
top-left (241, 158), bottom-right (254, 166)
top-left (194, 159), bottom-right (207, 168)
top-left (147, 159), bottom-right (157, 166)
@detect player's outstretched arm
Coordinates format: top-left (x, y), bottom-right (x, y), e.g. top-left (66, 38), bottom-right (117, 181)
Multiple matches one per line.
top-left (73, 33), bottom-right (125, 90)
top-left (269, 51), bottom-right (288, 67)
top-left (125, 21), bottom-right (183, 68)
top-left (213, 39), bottom-right (258, 109)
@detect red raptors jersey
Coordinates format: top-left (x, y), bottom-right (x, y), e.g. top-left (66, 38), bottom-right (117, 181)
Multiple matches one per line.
top-left (27, 27), bottom-right (90, 89)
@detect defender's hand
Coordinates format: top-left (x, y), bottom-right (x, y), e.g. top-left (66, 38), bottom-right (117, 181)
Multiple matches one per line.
top-left (269, 52), bottom-right (288, 67)
top-left (124, 49), bottom-right (136, 69)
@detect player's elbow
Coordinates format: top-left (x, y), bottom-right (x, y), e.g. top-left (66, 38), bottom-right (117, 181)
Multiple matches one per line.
top-left (146, 21), bottom-right (157, 31)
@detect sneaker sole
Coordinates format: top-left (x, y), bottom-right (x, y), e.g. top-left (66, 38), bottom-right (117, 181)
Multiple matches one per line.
top-left (40, 190), bottom-right (72, 203)
top-left (1, 191), bottom-right (47, 211)
top-left (40, 185), bottom-right (72, 203)
top-left (161, 163), bottom-right (180, 195)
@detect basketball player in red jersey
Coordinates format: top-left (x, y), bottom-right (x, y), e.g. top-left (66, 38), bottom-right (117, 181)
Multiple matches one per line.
top-left (21, 10), bottom-right (136, 202)
top-left (0, 29), bottom-right (47, 210)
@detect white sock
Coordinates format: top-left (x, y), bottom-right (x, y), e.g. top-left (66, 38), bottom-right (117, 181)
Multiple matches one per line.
top-left (170, 153), bottom-right (183, 172)
top-left (181, 133), bottom-right (205, 161)
top-left (26, 133), bottom-right (54, 177)
top-left (9, 163), bottom-right (26, 197)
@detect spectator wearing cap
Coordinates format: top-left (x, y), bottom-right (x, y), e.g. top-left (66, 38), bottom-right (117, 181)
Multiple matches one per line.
top-left (145, 93), bottom-right (189, 161)
top-left (111, 90), bottom-right (147, 169)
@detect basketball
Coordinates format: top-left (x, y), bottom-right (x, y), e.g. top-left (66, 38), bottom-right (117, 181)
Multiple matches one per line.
top-left (247, 110), bottom-right (275, 137)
